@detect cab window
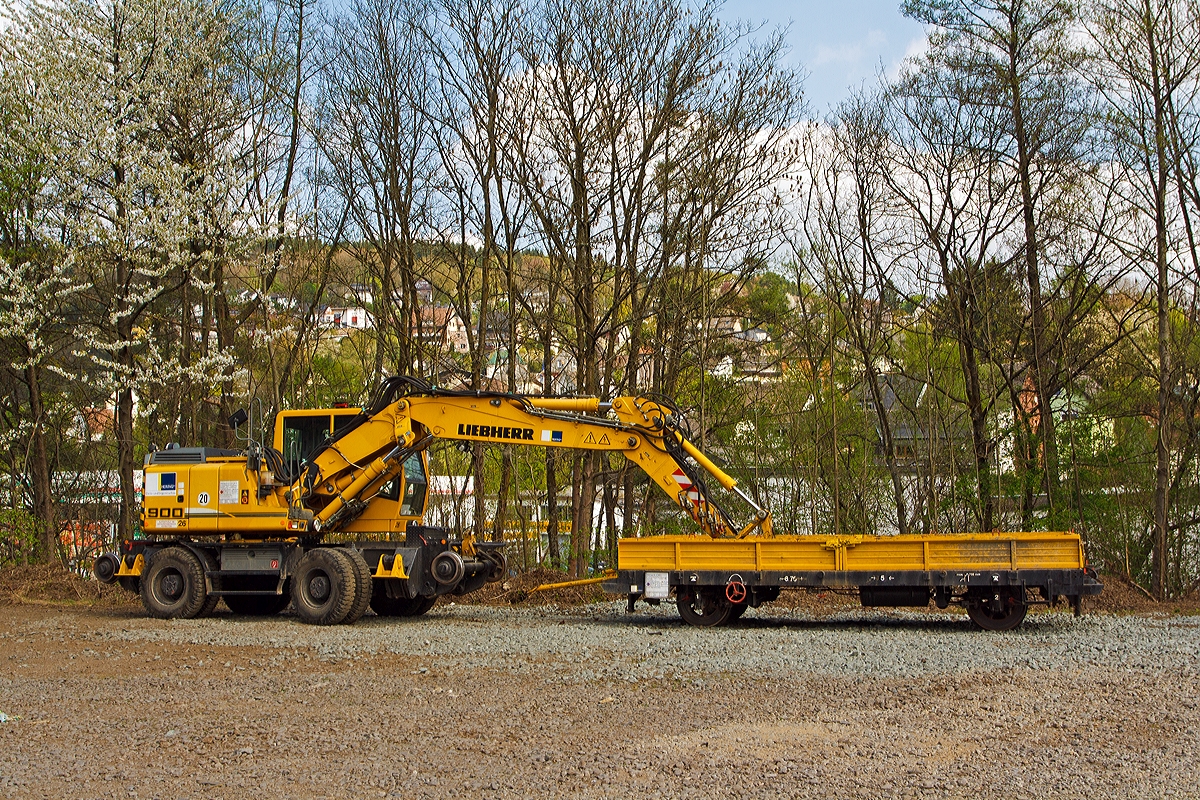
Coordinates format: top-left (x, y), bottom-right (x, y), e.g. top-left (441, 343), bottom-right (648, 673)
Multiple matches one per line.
top-left (279, 411), bottom-right (362, 476)
top-left (399, 454), bottom-right (428, 516)
top-left (282, 416), bottom-right (332, 476)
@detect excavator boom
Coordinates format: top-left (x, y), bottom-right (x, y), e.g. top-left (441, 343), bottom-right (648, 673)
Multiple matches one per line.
top-left (292, 376), bottom-right (771, 540)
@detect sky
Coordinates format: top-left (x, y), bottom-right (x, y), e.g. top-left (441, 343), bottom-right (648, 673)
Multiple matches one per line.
top-left (720, 0), bottom-right (928, 116)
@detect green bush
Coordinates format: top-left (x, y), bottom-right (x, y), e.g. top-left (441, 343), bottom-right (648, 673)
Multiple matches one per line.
top-left (0, 509), bottom-right (39, 566)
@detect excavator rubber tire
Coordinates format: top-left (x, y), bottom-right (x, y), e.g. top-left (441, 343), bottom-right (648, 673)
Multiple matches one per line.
top-left (140, 547), bottom-right (209, 620)
top-left (195, 549), bottom-right (220, 618)
top-left (339, 548), bottom-right (372, 624)
top-left (224, 593), bottom-right (291, 616)
top-left (291, 548), bottom-right (357, 625)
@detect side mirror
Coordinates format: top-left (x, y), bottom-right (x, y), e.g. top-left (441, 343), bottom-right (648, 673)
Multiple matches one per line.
top-left (228, 408), bottom-right (249, 430)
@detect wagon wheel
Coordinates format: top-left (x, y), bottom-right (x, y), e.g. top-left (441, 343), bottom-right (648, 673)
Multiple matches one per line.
top-left (676, 587), bottom-right (733, 627)
top-left (966, 589), bottom-right (1028, 632)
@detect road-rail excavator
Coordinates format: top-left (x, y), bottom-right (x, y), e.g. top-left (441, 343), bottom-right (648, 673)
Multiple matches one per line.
top-left (95, 376), bottom-right (1101, 629)
top-left (94, 376), bottom-right (769, 625)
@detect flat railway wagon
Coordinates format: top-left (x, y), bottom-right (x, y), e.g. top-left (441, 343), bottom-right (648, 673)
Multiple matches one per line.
top-left (605, 531), bottom-right (1103, 630)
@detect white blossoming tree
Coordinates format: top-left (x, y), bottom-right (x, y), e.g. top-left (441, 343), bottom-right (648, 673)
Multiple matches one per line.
top-left (4, 0), bottom-right (254, 544)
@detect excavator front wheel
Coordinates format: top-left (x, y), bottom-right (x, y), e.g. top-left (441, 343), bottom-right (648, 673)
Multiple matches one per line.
top-left (676, 587), bottom-right (733, 627)
top-left (338, 548), bottom-right (373, 624)
top-left (292, 548), bottom-right (358, 625)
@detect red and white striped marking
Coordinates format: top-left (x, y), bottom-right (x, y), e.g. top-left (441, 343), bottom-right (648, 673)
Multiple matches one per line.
top-left (671, 469), bottom-right (701, 504)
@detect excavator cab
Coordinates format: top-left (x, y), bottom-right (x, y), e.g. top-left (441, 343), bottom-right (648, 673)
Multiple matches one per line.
top-left (272, 408), bottom-right (429, 537)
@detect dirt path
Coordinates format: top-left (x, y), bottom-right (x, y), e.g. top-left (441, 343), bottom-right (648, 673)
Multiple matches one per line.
top-left (1, 598), bottom-right (1197, 800)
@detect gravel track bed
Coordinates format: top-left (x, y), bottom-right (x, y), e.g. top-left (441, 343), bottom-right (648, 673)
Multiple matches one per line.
top-left (1, 602), bottom-right (1197, 799)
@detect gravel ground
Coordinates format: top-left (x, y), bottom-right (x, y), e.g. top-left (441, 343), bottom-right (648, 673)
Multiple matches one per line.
top-left (0, 600), bottom-right (1197, 800)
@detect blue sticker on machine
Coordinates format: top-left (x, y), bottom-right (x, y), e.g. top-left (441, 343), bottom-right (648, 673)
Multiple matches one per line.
top-left (540, 430), bottom-right (563, 443)
top-left (160, 473), bottom-right (176, 492)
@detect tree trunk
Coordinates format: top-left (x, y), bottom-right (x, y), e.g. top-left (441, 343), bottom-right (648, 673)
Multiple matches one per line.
top-left (115, 369), bottom-right (136, 545)
top-left (1145, 5), bottom-right (1172, 601)
top-left (568, 453), bottom-right (583, 577)
top-left (25, 362), bottom-right (57, 562)
top-left (997, 9), bottom-right (1059, 511)
top-left (545, 449), bottom-right (560, 567)
top-left (864, 360), bottom-right (909, 535)
top-left (543, 331), bottom-right (560, 566)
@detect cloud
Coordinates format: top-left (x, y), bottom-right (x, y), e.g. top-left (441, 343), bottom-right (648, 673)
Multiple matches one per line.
top-left (885, 34), bottom-right (930, 81)
top-left (811, 29), bottom-right (887, 67)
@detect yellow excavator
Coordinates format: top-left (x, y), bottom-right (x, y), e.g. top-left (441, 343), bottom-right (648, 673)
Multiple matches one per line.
top-left (94, 376), bottom-right (769, 625)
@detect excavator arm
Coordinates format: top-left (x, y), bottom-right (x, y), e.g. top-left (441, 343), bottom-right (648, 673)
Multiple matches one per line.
top-left (287, 376), bottom-right (772, 541)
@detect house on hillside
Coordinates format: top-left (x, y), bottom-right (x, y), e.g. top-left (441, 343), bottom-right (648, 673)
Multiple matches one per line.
top-left (412, 306), bottom-right (470, 353)
top-left (482, 350), bottom-right (541, 394)
top-left (868, 373), bottom-right (939, 464)
top-left (702, 315), bottom-right (743, 337)
top-left (415, 279), bottom-right (434, 304)
top-left (74, 408), bottom-right (113, 442)
top-left (732, 328), bottom-right (781, 381)
top-left (319, 306), bottom-right (373, 330)
top-left (996, 376), bottom-right (1114, 473)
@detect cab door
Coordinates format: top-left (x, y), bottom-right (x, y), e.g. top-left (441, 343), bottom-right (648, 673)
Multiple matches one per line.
top-left (343, 452), bottom-right (429, 536)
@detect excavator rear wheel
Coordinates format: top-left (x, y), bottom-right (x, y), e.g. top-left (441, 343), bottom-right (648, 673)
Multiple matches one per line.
top-left (195, 549), bottom-right (220, 618)
top-left (292, 548), bottom-right (357, 625)
top-left (339, 548), bottom-right (373, 624)
top-left (140, 547), bottom-right (209, 620)
top-left (676, 587), bottom-right (733, 627)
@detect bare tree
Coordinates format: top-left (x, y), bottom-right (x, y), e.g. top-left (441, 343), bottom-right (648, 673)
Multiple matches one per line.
top-left (320, 0), bottom-right (437, 385)
top-left (1091, 0), bottom-right (1200, 598)
top-left (904, 0), bottom-right (1095, 510)
top-left (798, 94), bottom-right (914, 534)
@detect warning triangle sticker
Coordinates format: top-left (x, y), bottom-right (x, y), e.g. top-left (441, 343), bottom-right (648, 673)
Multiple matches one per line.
top-left (598, 433), bottom-right (610, 445)
top-left (583, 432), bottom-right (596, 444)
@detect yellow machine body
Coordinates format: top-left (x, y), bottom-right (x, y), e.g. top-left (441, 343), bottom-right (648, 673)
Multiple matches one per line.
top-left (142, 457), bottom-right (292, 536)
